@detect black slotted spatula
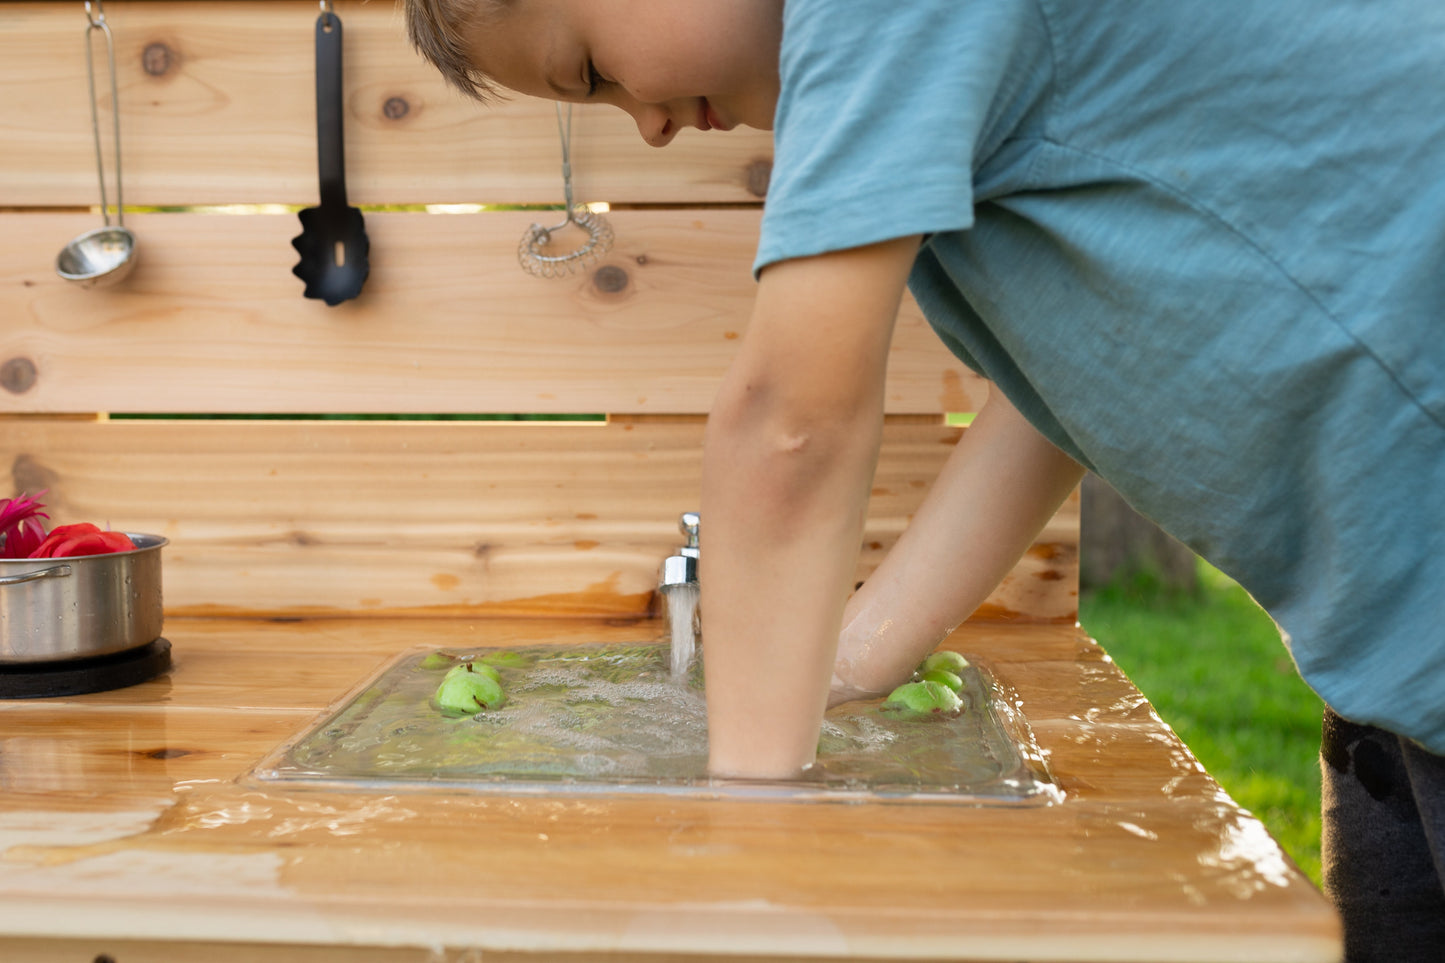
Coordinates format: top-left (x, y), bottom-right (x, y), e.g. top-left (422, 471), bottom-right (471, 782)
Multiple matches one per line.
top-left (291, 6), bottom-right (369, 305)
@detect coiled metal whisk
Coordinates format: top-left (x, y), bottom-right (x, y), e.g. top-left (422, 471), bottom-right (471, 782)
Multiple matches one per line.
top-left (518, 104), bottom-right (614, 278)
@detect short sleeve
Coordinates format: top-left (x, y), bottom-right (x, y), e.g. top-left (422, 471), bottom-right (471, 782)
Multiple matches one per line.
top-left (754, 0), bottom-right (1047, 276)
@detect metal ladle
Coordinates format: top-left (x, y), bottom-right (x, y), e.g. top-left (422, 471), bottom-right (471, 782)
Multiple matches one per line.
top-left (56, 0), bottom-right (137, 288)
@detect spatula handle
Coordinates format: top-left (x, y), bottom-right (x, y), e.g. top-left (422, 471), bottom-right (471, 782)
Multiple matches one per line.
top-left (314, 10), bottom-right (348, 210)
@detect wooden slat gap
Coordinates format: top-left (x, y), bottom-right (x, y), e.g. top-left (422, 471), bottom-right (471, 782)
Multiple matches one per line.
top-left (101, 414), bottom-right (609, 424)
top-left (0, 413), bottom-right (104, 423)
top-left (0, 206), bottom-right (89, 215)
top-left (605, 201), bottom-right (766, 212)
top-left (610, 415), bottom-right (947, 425)
top-left (608, 413), bottom-right (707, 425)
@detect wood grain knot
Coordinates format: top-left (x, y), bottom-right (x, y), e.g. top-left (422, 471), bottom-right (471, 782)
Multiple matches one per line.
top-left (383, 96), bottom-right (410, 120)
top-left (1, 357), bottom-right (37, 394)
top-left (11, 454), bottom-right (58, 494)
top-left (141, 42), bottom-right (174, 76)
top-left (141, 748), bottom-right (192, 760)
top-left (745, 159), bottom-right (772, 197)
top-left (593, 265), bottom-right (629, 293)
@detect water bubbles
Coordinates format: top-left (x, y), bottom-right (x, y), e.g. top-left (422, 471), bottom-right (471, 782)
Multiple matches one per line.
top-left (267, 642), bottom-right (1057, 803)
top-left (573, 753), bottom-right (618, 776)
top-left (516, 666), bottom-right (588, 690)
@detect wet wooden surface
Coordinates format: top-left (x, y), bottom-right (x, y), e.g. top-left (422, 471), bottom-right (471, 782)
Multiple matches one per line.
top-left (0, 617), bottom-right (1341, 962)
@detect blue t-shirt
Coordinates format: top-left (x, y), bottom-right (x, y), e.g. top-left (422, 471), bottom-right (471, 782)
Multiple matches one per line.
top-left (757, 0), bottom-right (1445, 752)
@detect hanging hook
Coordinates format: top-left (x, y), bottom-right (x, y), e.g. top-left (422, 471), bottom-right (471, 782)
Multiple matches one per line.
top-left (535, 104), bottom-right (580, 236)
top-left (557, 103), bottom-right (577, 215)
top-left (83, 0), bottom-right (105, 29)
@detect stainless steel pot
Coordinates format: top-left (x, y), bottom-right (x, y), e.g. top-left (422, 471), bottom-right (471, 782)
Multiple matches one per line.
top-left (0, 534), bottom-right (165, 663)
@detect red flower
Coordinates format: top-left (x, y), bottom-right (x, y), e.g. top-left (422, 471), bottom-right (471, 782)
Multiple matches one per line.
top-left (28, 523), bottom-right (137, 559)
top-left (1, 493), bottom-right (137, 559)
top-left (0, 492), bottom-right (50, 559)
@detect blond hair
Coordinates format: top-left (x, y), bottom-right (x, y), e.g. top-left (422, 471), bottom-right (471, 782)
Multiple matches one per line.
top-left (401, 0), bottom-right (511, 101)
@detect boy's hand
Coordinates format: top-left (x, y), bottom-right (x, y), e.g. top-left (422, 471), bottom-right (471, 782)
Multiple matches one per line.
top-left (831, 386), bottom-right (1085, 700)
top-left (701, 235), bottom-right (920, 779)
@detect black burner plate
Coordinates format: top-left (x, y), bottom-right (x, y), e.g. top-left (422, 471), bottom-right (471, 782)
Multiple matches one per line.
top-left (0, 639), bottom-right (172, 699)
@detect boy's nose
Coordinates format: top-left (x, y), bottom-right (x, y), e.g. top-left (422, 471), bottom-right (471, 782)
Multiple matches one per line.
top-left (629, 102), bottom-right (678, 148)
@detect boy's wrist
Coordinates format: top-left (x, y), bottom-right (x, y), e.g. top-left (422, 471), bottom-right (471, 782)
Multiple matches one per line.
top-left (827, 664), bottom-right (892, 707)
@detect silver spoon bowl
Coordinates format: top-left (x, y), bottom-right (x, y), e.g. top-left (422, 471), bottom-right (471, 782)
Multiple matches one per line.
top-left (56, 225), bottom-right (137, 288)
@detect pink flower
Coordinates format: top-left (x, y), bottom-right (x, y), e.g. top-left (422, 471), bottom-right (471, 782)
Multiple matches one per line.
top-left (0, 491), bottom-right (50, 560)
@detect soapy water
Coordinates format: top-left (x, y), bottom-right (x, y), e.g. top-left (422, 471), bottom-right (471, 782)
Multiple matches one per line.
top-left (665, 582), bottom-right (700, 681)
top-left (257, 643), bottom-right (1058, 803)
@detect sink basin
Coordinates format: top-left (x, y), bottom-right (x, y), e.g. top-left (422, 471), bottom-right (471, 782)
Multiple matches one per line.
top-left (250, 642), bottom-right (1060, 805)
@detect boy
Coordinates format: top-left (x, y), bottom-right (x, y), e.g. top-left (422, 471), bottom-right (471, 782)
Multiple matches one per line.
top-left (403, 1), bottom-right (1445, 957)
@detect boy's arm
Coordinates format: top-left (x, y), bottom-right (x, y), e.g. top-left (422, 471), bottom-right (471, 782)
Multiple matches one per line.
top-left (701, 236), bottom-right (920, 779)
top-left (830, 385), bottom-right (1085, 705)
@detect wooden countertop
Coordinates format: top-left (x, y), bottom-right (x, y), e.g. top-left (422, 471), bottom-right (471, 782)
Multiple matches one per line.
top-left (0, 617), bottom-right (1341, 963)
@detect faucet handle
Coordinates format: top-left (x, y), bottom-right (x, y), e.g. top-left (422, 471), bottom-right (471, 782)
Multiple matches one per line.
top-left (678, 511), bottom-right (699, 551)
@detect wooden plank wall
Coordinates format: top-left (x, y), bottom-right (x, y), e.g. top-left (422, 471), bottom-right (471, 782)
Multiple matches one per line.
top-left (0, 0), bottom-right (1077, 621)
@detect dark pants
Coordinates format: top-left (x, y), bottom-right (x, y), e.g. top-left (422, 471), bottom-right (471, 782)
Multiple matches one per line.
top-left (1321, 708), bottom-right (1445, 962)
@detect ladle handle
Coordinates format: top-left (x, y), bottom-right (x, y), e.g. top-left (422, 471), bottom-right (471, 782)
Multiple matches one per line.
top-left (313, 10), bottom-right (348, 210)
top-left (83, 2), bottom-right (123, 228)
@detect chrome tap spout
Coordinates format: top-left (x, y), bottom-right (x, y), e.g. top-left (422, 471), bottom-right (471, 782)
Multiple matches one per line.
top-left (658, 511), bottom-right (699, 592)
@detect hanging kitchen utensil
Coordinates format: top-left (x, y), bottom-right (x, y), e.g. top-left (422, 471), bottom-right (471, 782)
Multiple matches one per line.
top-left (56, 0), bottom-right (137, 288)
top-left (518, 103), bottom-right (614, 278)
top-left (291, 0), bottom-right (369, 306)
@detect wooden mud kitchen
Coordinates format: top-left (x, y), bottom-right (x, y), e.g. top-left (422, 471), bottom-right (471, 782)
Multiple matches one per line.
top-left (1, 2), bottom-right (1341, 961)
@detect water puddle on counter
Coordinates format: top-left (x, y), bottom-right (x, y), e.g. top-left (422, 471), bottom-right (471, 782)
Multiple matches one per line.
top-left (249, 644), bottom-right (1059, 805)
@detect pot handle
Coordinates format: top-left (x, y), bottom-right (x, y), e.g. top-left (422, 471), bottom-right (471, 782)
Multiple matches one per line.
top-left (0, 564), bottom-right (72, 586)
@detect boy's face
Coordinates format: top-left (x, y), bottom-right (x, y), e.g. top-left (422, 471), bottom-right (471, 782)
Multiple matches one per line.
top-left (465, 0), bottom-right (782, 146)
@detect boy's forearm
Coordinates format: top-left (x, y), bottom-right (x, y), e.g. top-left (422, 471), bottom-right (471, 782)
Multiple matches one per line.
top-left (700, 237), bottom-right (919, 779)
top-left (700, 391), bottom-right (880, 777)
top-left (832, 387), bottom-right (1085, 700)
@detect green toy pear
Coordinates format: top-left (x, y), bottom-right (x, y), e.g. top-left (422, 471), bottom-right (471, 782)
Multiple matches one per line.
top-left (883, 680), bottom-right (963, 717)
top-left (435, 662), bottom-right (506, 715)
top-left (920, 650), bottom-right (969, 675)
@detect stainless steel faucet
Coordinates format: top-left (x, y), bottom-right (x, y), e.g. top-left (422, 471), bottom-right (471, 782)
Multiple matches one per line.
top-left (658, 511), bottom-right (699, 591)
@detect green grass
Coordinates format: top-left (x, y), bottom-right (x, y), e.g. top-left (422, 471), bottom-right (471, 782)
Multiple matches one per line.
top-left (1079, 561), bottom-right (1324, 887)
